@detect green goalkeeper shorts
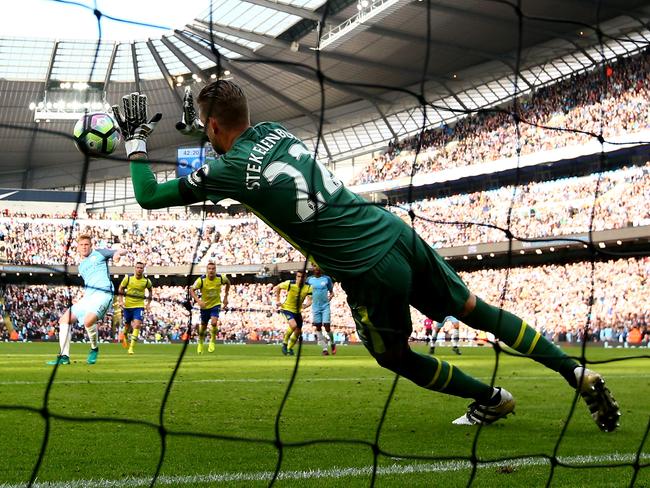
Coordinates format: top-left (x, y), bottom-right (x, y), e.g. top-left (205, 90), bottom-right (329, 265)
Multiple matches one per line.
top-left (341, 224), bottom-right (470, 355)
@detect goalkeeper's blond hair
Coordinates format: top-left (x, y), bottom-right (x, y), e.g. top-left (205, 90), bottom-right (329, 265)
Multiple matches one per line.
top-left (77, 233), bottom-right (92, 243)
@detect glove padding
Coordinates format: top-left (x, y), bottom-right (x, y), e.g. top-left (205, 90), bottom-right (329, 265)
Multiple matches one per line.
top-left (176, 87), bottom-right (206, 140)
top-left (112, 92), bottom-right (162, 157)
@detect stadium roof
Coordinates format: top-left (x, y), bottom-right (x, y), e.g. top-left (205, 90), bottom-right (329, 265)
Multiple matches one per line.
top-left (1, 0), bottom-right (649, 189)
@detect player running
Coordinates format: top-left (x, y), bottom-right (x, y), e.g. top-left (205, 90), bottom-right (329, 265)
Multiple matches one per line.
top-left (116, 85), bottom-right (620, 431)
top-left (190, 262), bottom-right (230, 354)
top-left (447, 316), bottom-right (462, 355)
top-left (423, 316), bottom-right (436, 354)
top-left (47, 234), bottom-right (126, 365)
top-left (307, 265), bottom-right (336, 355)
top-left (273, 270), bottom-right (312, 356)
top-left (118, 261), bottom-right (153, 355)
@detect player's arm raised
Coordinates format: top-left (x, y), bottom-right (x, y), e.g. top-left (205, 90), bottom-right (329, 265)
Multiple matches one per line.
top-left (113, 248), bottom-right (128, 259)
top-left (114, 92), bottom-right (200, 209)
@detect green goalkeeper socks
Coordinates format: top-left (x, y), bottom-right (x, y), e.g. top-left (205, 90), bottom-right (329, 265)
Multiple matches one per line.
top-left (393, 350), bottom-right (493, 402)
top-left (464, 297), bottom-right (579, 386)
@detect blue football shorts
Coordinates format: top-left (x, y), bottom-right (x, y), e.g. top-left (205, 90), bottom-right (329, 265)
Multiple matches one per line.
top-left (123, 307), bottom-right (144, 323)
top-left (312, 305), bottom-right (331, 325)
top-left (71, 293), bottom-right (113, 325)
top-left (200, 305), bottom-right (221, 324)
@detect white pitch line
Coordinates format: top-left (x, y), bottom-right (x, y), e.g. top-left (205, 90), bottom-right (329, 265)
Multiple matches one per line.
top-left (1, 452), bottom-right (647, 488)
top-left (0, 377), bottom-right (387, 386)
top-left (0, 374), bottom-right (643, 387)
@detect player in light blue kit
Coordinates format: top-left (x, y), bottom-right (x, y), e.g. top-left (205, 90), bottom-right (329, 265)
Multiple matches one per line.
top-left (47, 234), bottom-right (127, 365)
top-left (307, 265), bottom-right (336, 355)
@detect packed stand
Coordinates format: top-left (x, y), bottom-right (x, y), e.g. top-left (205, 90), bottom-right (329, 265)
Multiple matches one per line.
top-left (1, 162), bottom-right (648, 267)
top-left (401, 162), bottom-right (650, 247)
top-left (410, 257), bottom-right (649, 347)
top-left (352, 49), bottom-right (650, 185)
top-left (0, 219), bottom-right (215, 267)
top-left (3, 257), bottom-right (648, 347)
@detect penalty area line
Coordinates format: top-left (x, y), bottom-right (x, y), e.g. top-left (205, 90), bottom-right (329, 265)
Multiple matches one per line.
top-left (2, 452), bottom-right (648, 488)
top-left (0, 374), bottom-right (642, 387)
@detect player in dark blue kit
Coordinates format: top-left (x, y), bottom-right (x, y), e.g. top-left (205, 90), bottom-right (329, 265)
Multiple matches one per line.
top-left (307, 265), bottom-right (336, 355)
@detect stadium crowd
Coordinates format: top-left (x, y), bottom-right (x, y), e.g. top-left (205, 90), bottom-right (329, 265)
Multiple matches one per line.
top-left (1, 48), bottom-right (647, 352)
top-left (3, 257), bottom-right (648, 348)
top-left (352, 48), bottom-right (650, 185)
top-left (0, 219), bottom-right (216, 266)
top-left (403, 162), bottom-right (650, 247)
top-left (1, 162), bottom-right (648, 266)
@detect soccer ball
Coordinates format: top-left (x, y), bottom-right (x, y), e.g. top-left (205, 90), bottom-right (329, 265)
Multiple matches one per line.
top-left (73, 112), bottom-right (121, 156)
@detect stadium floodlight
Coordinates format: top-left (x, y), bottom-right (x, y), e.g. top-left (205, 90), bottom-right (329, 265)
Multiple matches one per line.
top-left (319, 0), bottom-right (410, 51)
top-left (29, 81), bottom-right (109, 121)
top-left (31, 100), bottom-right (112, 121)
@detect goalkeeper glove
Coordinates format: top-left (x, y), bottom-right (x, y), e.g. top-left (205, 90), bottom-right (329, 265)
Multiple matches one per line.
top-left (175, 87), bottom-right (206, 140)
top-left (112, 92), bottom-right (162, 158)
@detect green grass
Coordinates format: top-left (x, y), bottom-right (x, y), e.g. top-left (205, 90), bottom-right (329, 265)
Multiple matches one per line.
top-left (0, 342), bottom-right (648, 487)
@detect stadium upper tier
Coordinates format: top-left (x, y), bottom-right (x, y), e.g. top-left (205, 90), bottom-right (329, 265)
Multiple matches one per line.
top-left (4, 257), bottom-right (648, 343)
top-left (350, 49), bottom-right (650, 187)
top-left (62, 46), bottom-right (650, 212)
top-left (1, 162), bottom-right (648, 267)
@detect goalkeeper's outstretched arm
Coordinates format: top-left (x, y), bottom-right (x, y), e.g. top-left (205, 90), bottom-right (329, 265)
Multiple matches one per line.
top-left (113, 91), bottom-right (200, 210)
top-left (130, 159), bottom-right (188, 210)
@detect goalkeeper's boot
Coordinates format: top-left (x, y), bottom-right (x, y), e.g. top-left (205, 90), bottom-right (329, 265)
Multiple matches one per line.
top-left (197, 342), bottom-right (204, 355)
top-left (331, 344), bottom-right (337, 355)
top-left (575, 367), bottom-right (620, 432)
top-left (208, 341), bottom-right (216, 353)
top-left (86, 347), bottom-right (99, 365)
top-left (452, 387), bottom-right (515, 425)
top-left (281, 343), bottom-right (288, 356)
top-left (46, 354), bottom-right (70, 365)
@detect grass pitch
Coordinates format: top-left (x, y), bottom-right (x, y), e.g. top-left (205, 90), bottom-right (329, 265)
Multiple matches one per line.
top-left (0, 342), bottom-right (648, 487)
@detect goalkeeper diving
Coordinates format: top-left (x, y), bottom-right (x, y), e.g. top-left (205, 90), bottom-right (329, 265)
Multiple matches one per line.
top-left (112, 84), bottom-right (620, 431)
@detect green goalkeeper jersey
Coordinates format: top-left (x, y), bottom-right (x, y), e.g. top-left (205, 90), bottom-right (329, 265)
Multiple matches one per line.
top-left (131, 122), bottom-right (401, 280)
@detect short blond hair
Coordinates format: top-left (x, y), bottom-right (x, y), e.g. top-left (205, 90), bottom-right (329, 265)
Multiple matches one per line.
top-left (77, 234), bottom-right (92, 243)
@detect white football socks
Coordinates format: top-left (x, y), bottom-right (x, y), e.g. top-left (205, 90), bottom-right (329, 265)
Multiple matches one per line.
top-left (85, 323), bottom-right (98, 349)
top-left (59, 322), bottom-right (71, 357)
top-left (451, 329), bottom-right (459, 348)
